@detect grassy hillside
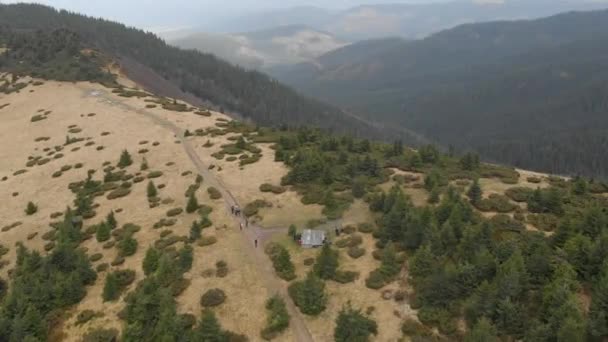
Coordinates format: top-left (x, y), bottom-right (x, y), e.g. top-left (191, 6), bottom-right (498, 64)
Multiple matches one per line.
top-left (271, 9), bottom-right (608, 179)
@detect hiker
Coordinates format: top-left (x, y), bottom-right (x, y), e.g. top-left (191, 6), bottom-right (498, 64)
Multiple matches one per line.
top-left (240, 223), bottom-right (243, 231)
top-left (254, 239), bottom-right (258, 248)
top-left (245, 219), bottom-right (249, 227)
top-left (231, 205), bottom-right (234, 215)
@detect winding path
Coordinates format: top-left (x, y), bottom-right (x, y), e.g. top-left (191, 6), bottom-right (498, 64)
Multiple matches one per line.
top-left (82, 86), bottom-right (315, 342)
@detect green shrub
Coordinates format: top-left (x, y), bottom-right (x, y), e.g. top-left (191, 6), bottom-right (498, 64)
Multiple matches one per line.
top-left (198, 235), bottom-right (218, 247)
top-left (347, 247), bottom-right (366, 259)
top-left (260, 183), bottom-right (287, 194)
top-left (527, 176), bottom-right (542, 184)
top-left (167, 208), bottom-right (184, 217)
top-left (265, 243), bottom-right (296, 281)
top-left (334, 303), bottom-right (378, 342)
top-left (207, 187), bottom-right (222, 200)
top-left (505, 187), bottom-right (534, 202)
top-left (475, 194), bottom-right (517, 213)
top-left (31, 114), bottom-right (47, 122)
top-left (89, 253), bottom-right (103, 262)
top-left (83, 328), bottom-right (118, 342)
top-left (244, 199), bottom-right (272, 217)
top-left (147, 171), bottom-right (164, 179)
top-left (365, 270), bottom-right (385, 289)
top-left (200, 288), bottom-right (226, 307)
top-left (96, 263), bottom-right (109, 273)
top-left (118, 234), bottom-right (138, 257)
top-left (357, 223), bottom-right (375, 234)
top-left (333, 270), bottom-right (359, 284)
top-left (106, 188), bottom-right (131, 200)
top-left (75, 310), bottom-right (98, 326)
top-left (186, 193), bottom-right (200, 213)
top-left (261, 296), bottom-right (290, 340)
top-left (25, 201), bottom-right (38, 215)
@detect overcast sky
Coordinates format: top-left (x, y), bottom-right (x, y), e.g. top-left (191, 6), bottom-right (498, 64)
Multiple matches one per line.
top-left (1, 0), bottom-right (451, 29)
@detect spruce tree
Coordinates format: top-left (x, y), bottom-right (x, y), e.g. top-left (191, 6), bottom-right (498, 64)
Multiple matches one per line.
top-left (465, 317), bottom-right (499, 342)
top-left (140, 157), bottom-right (149, 171)
top-left (103, 272), bottom-right (120, 302)
top-left (143, 247), bottom-right (160, 276)
top-left (147, 181), bottom-right (158, 198)
top-left (288, 272), bottom-right (327, 316)
top-left (118, 234), bottom-right (138, 257)
top-left (186, 193), bottom-right (199, 213)
top-left (467, 179), bottom-right (483, 205)
top-left (379, 243), bottom-right (401, 280)
top-left (106, 210), bottom-right (117, 229)
top-left (274, 247), bottom-right (296, 281)
top-left (117, 150), bottom-right (133, 168)
top-left (178, 246), bottom-right (193, 273)
top-left (313, 244), bottom-right (339, 280)
top-left (190, 221), bottom-right (202, 242)
top-left (334, 303), bottom-right (378, 342)
top-left (195, 310), bottom-right (225, 341)
top-left (96, 222), bottom-right (111, 242)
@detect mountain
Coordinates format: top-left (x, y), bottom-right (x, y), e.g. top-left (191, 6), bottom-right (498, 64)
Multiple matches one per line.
top-left (0, 3), bottom-right (392, 140)
top-left (214, 0), bottom-right (608, 40)
top-left (170, 25), bottom-right (348, 70)
top-left (270, 9), bottom-right (608, 179)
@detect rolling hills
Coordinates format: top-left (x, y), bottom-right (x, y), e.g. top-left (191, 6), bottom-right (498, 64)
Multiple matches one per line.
top-left (271, 9), bottom-right (608, 179)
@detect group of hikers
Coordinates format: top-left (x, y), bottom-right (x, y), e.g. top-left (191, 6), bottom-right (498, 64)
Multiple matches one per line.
top-left (231, 204), bottom-right (256, 247)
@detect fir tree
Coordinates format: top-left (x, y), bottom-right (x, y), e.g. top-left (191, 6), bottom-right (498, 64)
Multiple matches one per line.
top-left (143, 247), bottom-right (160, 276)
top-left (467, 179), bottom-right (483, 205)
top-left (334, 303), bottom-right (378, 342)
top-left (313, 244), bottom-right (339, 280)
top-left (147, 181), bottom-right (158, 198)
top-left (96, 222), bottom-right (111, 242)
top-left (288, 272), bottom-right (327, 316)
top-left (117, 150), bottom-right (133, 168)
top-left (465, 317), bottom-right (499, 342)
top-left (178, 246), bottom-right (193, 273)
top-left (103, 272), bottom-right (120, 302)
top-left (190, 221), bottom-right (202, 242)
top-left (186, 193), bottom-right (199, 213)
top-left (24, 201), bottom-right (38, 215)
top-left (106, 210), bottom-right (117, 229)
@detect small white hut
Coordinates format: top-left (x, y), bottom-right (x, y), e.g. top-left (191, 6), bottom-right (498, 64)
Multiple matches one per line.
top-left (300, 229), bottom-right (326, 248)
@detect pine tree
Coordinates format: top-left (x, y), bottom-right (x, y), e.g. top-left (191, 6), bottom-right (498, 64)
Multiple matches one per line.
top-left (118, 234), bottom-right (138, 257)
top-left (465, 317), bottom-right (499, 342)
top-left (74, 191), bottom-right (92, 216)
top-left (467, 179), bottom-right (483, 205)
top-left (409, 245), bottom-right (435, 278)
top-left (106, 210), bottom-right (117, 229)
top-left (334, 303), bottom-right (378, 342)
top-left (143, 247), bottom-right (160, 276)
top-left (274, 247), bottom-right (296, 281)
top-left (96, 222), bottom-right (111, 242)
top-left (178, 246), bottom-right (193, 273)
top-left (186, 193), bottom-right (199, 213)
top-left (589, 262), bottom-right (608, 338)
top-left (147, 181), bottom-right (158, 198)
top-left (117, 150), bottom-right (133, 168)
top-left (313, 244), bottom-right (339, 280)
top-left (103, 272), bottom-right (120, 302)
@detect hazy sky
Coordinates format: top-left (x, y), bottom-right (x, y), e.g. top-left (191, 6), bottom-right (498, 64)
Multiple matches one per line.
top-left (1, 0), bottom-right (450, 28)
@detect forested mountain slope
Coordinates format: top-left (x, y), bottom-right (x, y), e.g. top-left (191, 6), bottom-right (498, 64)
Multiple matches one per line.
top-left (0, 3), bottom-right (391, 139)
top-left (271, 9), bottom-right (608, 179)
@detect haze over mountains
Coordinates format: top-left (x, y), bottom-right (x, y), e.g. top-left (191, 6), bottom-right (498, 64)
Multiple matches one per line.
top-left (271, 8), bottom-right (608, 179)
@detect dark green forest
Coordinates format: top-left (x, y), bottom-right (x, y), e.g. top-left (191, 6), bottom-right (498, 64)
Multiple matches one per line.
top-left (264, 126), bottom-right (608, 341)
top-left (0, 3), bottom-right (390, 139)
top-left (271, 9), bottom-right (608, 180)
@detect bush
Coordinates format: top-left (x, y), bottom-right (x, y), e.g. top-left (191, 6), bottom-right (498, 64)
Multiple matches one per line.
top-left (333, 270), bottom-right (359, 284)
top-left (83, 328), bottom-right (118, 342)
top-left (106, 188), bottom-right (131, 200)
top-left (186, 193), bottom-right (200, 213)
top-left (505, 187), bottom-right (534, 203)
top-left (475, 194), bottom-right (517, 213)
top-left (147, 171), bottom-right (164, 179)
top-left (260, 183), bottom-right (286, 194)
top-left (244, 199), bottom-right (272, 217)
top-left (347, 247), bottom-right (366, 259)
top-left (358, 223), bottom-right (375, 234)
top-left (265, 243), bottom-right (296, 281)
top-left (207, 187), bottom-right (222, 200)
top-left (118, 235), bottom-right (138, 257)
top-left (200, 288), bottom-right (226, 307)
top-left (527, 176), bottom-right (542, 184)
top-left (25, 201), bottom-right (38, 215)
top-left (365, 270), bottom-right (385, 289)
top-left (89, 253), bottom-right (103, 262)
top-left (199, 235), bottom-right (218, 247)
top-left (261, 296), bottom-right (290, 340)
top-left (75, 310), bottom-right (98, 326)
top-left (167, 208), bottom-right (184, 217)
top-left (216, 260), bottom-right (229, 278)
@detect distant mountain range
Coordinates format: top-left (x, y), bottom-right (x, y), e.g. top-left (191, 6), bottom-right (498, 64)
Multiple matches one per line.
top-left (209, 0), bottom-right (608, 40)
top-left (170, 25), bottom-right (347, 69)
top-left (270, 9), bottom-right (608, 179)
